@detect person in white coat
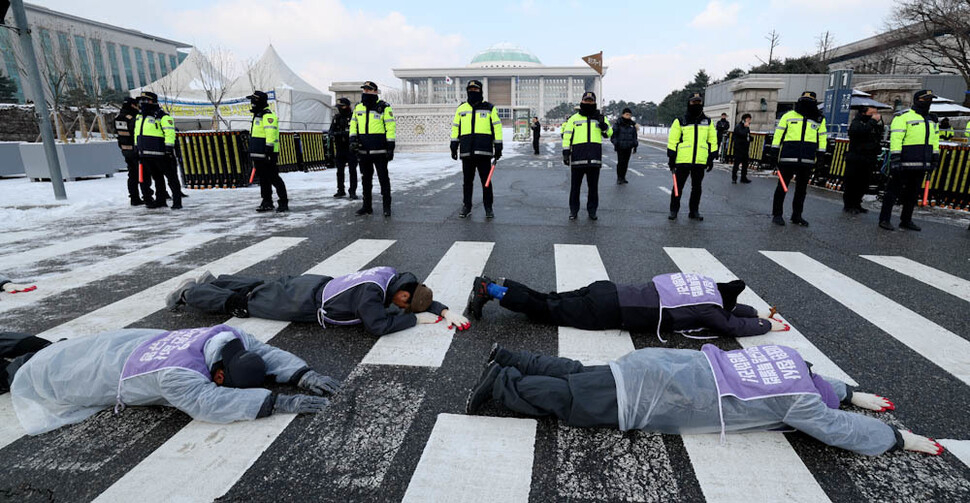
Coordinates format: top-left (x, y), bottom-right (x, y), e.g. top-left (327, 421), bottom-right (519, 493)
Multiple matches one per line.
top-left (8, 324), bottom-right (341, 435)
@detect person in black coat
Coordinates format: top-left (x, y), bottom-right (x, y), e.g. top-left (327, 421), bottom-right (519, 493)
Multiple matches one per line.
top-left (715, 113), bottom-right (731, 160)
top-left (330, 98), bottom-right (358, 200)
top-left (844, 107), bottom-right (884, 214)
top-left (610, 108), bottom-right (639, 184)
top-left (531, 117), bottom-right (541, 155)
top-left (114, 98), bottom-right (154, 205)
top-left (466, 274), bottom-right (787, 338)
top-left (732, 114), bottom-right (753, 184)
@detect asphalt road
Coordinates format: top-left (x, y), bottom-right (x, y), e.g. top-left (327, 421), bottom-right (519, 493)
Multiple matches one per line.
top-left (1, 137), bottom-right (969, 502)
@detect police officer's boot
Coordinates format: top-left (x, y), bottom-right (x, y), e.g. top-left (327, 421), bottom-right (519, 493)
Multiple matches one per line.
top-left (130, 197), bottom-right (144, 206)
top-left (791, 215), bottom-right (810, 227)
top-left (276, 199), bottom-right (289, 213)
top-left (256, 200), bottom-right (274, 212)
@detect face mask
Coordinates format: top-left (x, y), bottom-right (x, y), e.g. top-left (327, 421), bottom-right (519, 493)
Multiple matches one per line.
top-left (579, 103), bottom-right (596, 115)
top-left (912, 100), bottom-right (931, 115)
top-left (687, 103), bottom-right (704, 116)
top-left (339, 106), bottom-right (351, 116)
top-left (467, 90), bottom-right (483, 104)
top-left (362, 93), bottom-right (378, 107)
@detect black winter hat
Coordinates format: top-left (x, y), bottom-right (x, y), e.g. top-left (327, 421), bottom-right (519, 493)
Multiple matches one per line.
top-left (220, 339), bottom-right (266, 388)
top-left (716, 280), bottom-right (746, 311)
top-left (622, 108), bottom-right (633, 115)
top-left (337, 97), bottom-right (351, 107)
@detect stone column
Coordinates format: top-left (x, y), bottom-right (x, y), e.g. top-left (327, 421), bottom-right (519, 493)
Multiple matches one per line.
top-left (567, 77), bottom-right (573, 103)
top-left (483, 76), bottom-right (489, 101)
top-left (427, 77), bottom-right (433, 104)
top-left (539, 76), bottom-right (545, 119)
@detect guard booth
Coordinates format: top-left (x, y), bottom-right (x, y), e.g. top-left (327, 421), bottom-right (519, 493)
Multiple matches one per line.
top-left (513, 107), bottom-right (531, 142)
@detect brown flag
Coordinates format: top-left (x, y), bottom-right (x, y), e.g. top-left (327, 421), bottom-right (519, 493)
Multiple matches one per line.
top-left (582, 51), bottom-right (603, 75)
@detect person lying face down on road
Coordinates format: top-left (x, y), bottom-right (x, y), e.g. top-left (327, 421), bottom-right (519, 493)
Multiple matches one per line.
top-left (465, 343), bottom-right (944, 457)
top-left (466, 272), bottom-right (788, 340)
top-left (167, 267), bottom-right (471, 337)
top-left (7, 324), bottom-right (341, 436)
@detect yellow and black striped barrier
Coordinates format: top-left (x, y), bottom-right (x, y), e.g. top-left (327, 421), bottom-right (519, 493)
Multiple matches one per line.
top-left (176, 131), bottom-right (252, 189)
top-left (927, 144), bottom-right (970, 210)
top-left (277, 132), bottom-right (330, 173)
top-left (722, 132), bottom-right (769, 164)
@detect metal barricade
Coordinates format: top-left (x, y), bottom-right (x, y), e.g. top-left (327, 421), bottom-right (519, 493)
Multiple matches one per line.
top-left (722, 132), bottom-right (769, 166)
top-left (928, 144), bottom-right (970, 210)
top-left (176, 130), bottom-right (252, 189)
top-left (277, 131), bottom-right (330, 172)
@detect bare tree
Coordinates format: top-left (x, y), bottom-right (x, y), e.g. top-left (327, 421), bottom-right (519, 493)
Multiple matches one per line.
top-left (243, 56), bottom-right (272, 94)
top-left (197, 46), bottom-right (240, 130)
top-left (888, 0), bottom-right (970, 106)
top-left (816, 31), bottom-right (835, 61)
top-left (756, 30), bottom-right (781, 66)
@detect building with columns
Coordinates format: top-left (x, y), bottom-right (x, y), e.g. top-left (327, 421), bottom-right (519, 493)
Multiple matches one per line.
top-left (392, 43), bottom-right (603, 125)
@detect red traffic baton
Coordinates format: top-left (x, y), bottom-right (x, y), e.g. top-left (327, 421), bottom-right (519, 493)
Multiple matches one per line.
top-left (921, 176), bottom-right (930, 206)
top-left (485, 161), bottom-right (496, 187)
top-left (776, 170), bottom-right (788, 193)
top-left (138, 163), bottom-right (144, 183)
top-left (672, 173), bottom-right (679, 197)
top-left (249, 167), bottom-right (256, 184)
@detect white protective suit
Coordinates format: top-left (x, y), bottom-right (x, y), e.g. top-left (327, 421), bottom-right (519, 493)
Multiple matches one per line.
top-left (608, 348), bottom-right (898, 456)
top-left (11, 328), bottom-right (308, 435)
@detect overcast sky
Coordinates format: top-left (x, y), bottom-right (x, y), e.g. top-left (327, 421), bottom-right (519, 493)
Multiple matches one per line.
top-left (32, 0), bottom-right (896, 103)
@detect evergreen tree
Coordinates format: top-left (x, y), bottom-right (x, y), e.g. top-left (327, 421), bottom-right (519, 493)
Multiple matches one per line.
top-left (0, 75), bottom-right (18, 103)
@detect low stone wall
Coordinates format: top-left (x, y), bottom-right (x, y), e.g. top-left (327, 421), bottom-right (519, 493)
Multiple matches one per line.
top-left (392, 104), bottom-right (454, 152)
top-left (0, 105), bottom-right (114, 143)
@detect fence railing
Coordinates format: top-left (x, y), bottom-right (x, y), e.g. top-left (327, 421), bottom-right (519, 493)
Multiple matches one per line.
top-left (176, 131), bottom-right (253, 189)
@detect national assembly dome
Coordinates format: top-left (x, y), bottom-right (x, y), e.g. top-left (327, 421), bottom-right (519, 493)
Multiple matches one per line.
top-left (468, 43), bottom-right (543, 68)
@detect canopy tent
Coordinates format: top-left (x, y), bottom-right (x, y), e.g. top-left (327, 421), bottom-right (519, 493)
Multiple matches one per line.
top-left (850, 89), bottom-right (892, 110)
top-left (132, 46), bottom-right (332, 130)
top-left (927, 95), bottom-right (970, 116)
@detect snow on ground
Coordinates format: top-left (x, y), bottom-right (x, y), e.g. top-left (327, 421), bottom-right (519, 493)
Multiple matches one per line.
top-left (0, 151), bottom-right (486, 278)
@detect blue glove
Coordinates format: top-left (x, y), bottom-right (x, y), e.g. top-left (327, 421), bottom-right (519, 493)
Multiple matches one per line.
top-left (274, 394), bottom-right (330, 414)
top-left (298, 371), bottom-right (342, 395)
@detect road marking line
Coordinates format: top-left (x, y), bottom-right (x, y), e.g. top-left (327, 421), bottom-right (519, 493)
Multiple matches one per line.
top-left (0, 230), bottom-right (45, 246)
top-left (664, 247), bottom-right (834, 503)
top-left (402, 414), bottom-right (536, 503)
top-left (93, 239), bottom-right (395, 503)
top-left (36, 237), bottom-right (305, 343)
top-left (554, 244), bottom-right (634, 364)
top-left (658, 186), bottom-right (672, 195)
top-left (0, 231), bottom-right (128, 270)
top-left (762, 251), bottom-right (970, 386)
top-left (938, 439), bottom-right (970, 469)
top-left (0, 232), bottom-right (220, 314)
top-left (860, 255), bottom-right (970, 304)
top-left (629, 168), bottom-right (644, 177)
top-left (361, 241), bottom-right (493, 367)
top-left (0, 237), bottom-right (307, 451)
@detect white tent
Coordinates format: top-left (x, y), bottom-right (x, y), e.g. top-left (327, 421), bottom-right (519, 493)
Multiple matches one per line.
top-left (229, 45), bottom-right (333, 129)
top-left (133, 46), bottom-right (333, 130)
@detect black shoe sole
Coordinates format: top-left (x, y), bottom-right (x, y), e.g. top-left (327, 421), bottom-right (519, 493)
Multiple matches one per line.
top-left (466, 276), bottom-right (492, 320)
top-left (486, 342), bottom-right (501, 367)
top-left (466, 362), bottom-right (501, 415)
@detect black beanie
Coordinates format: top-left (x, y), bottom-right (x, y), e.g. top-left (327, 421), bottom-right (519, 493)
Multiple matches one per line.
top-left (716, 280), bottom-right (746, 311)
top-left (220, 339), bottom-right (266, 388)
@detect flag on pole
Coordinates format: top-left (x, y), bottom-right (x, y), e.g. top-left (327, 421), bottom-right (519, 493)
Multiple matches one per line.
top-left (445, 76), bottom-right (453, 85)
top-left (582, 52), bottom-right (604, 75)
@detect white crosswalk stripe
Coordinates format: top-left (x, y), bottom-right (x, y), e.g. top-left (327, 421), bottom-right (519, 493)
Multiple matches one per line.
top-left (0, 231), bottom-right (128, 271)
top-left (361, 241), bottom-right (493, 367)
top-left (0, 232), bottom-right (220, 314)
top-left (762, 251), bottom-right (970, 386)
top-left (860, 255), bottom-right (970, 304)
top-left (94, 238), bottom-right (395, 503)
top-left (0, 230), bottom-right (45, 246)
top-left (0, 237), bottom-right (305, 450)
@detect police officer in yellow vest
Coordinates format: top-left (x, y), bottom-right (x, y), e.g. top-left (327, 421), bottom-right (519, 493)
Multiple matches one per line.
top-left (666, 92), bottom-right (717, 221)
top-left (938, 117), bottom-right (954, 141)
top-left (878, 89), bottom-right (940, 232)
top-left (248, 91), bottom-right (287, 213)
top-left (134, 91), bottom-right (182, 210)
top-left (769, 91), bottom-right (827, 226)
top-left (451, 80), bottom-right (502, 219)
top-left (350, 81), bottom-right (396, 217)
top-left (562, 91), bottom-right (612, 220)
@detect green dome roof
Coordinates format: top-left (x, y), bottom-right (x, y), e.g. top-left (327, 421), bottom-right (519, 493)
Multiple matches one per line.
top-left (469, 44), bottom-right (542, 68)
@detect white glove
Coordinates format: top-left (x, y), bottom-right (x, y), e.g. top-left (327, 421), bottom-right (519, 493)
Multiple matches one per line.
top-left (900, 429), bottom-right (944, 455)
top-left (850, 392), bottom-right (894, 412)
top-left (768, 318), bottom-right (790, 332)
top-left (1, 282), bottom-right (36, 293)
top-left (441, 309), bottom-right (471, 331)
top-left (415, 312), bottom-right (442, 324)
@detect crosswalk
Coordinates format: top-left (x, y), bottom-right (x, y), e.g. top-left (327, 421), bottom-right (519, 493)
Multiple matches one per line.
top-left (1, 231), bottom-right (969, 502)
